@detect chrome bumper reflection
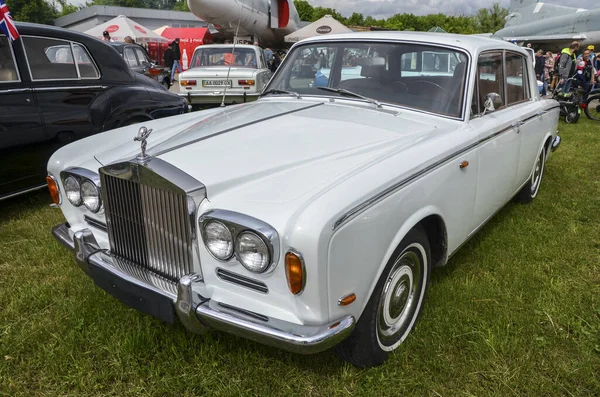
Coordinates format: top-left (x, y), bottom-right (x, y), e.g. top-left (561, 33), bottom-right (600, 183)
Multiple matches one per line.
top-left (52, 223), bottom-right (355, 354)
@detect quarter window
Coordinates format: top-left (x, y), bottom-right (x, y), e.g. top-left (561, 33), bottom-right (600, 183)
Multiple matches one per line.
top-left (134, 47), bottom-right (150, 65)
top-left (0, 35), bottom-right (19, 82)
top-left (124, 47), bottom-right (138, 67)
top-left (505, 52), bottom-right (529, 105)
top-left (73, 43), bottom-right (99, 78)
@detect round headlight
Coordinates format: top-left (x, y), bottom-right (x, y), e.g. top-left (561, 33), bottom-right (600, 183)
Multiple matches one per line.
top-left (235, 232), bottom-right (270, 273)
top-left (64, 176), bottom-right (81, 206)
top-left (204, 221), bottom-right (234, 260)
top-left (81, 180), bottom-right (101, 212)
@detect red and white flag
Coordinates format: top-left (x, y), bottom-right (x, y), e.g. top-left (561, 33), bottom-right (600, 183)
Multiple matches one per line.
top-left (0, 0), bottom-right (20, 42)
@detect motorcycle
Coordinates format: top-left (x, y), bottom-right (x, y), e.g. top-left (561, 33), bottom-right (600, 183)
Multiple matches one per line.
top-left (583, 86), bottom-right (600, 121)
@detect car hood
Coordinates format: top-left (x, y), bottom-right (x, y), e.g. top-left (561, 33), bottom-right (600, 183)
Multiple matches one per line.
top-left (180, 67), bottom-right (260, 78)
top-left (94, 99), bottom-right (452, 204)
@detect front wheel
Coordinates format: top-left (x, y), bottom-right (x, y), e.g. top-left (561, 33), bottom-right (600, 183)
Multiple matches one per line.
top-left (565, 110), bottom-right (580, 124)
top-left (335, 226), bottom-right (431, 368)
top-left (514, 145), bottom-right (546, 204)
top-left (584, 95), bottom-right (600, 121)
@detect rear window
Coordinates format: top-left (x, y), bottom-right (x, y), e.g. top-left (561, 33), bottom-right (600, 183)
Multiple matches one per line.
top-left (0, 35), bottom-right (19, 82)
top-left (23, 36), bottom-right (99, 80)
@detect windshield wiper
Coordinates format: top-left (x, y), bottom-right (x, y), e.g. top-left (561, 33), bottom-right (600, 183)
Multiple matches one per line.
top-left (317, 87), bottom-right (382, 108)
top-left (261, 89), bottom-right (301, 99)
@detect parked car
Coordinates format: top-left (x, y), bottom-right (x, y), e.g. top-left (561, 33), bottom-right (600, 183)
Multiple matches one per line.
top-left (109, 42), bottom-right (172, 89)
top-left (0, 23), bottom-right (189, 201)
top-left (178, 44), bottom-right (271, 107)
top-left (49, 32), bottom-right (560, 368)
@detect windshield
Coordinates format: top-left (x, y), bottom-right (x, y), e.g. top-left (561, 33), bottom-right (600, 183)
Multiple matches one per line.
top-left (265, 41), bottom-right (469, 118)
top-left (189, 47), bottom-right (258, 69)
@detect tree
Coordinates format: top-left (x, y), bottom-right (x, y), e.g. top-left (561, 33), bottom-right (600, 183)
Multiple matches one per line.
top-left (293, 0), bottom-right (313, 22)
top-left (475, 2), bottom-right (509, 33)
top-left (56, 0), bottom-right (80, 17)
top-left (311, 7), bottom-right (346, 24)
top-left (172, 0), bottom-right (189, 11)
top-left (347, 12), bottom-right (365, 26)
top-left (6, 0), bottom-right (58, 25)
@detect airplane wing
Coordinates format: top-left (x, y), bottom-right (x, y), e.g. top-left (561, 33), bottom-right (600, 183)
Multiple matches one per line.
top-left (506, 33), bottom-right (588, 42)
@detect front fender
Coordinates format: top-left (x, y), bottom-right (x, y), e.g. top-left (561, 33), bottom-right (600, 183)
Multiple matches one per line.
top-left (327, 203), bottom-right (445, 323)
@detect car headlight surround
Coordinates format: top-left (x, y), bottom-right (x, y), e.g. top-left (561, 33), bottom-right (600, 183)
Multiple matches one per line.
top-left (199, 210), bottom-right (279, 273)
top-left (60, 168), bottom-right (102, 211)
top-left (64, 175), bottom-right (81, 206)
top-left (204, 220), bottom-right (234, 260)
top-left (235, 231), bottom-right (271, 273)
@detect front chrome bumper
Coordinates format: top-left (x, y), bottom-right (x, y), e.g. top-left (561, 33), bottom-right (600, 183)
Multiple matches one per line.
top-left (52, 223), bottom-right (355, 354)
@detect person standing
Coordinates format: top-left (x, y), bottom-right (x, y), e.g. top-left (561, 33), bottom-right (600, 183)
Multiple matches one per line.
top-left (535, 49), bottom-right (546, 95)
top-left (558, 41), bottom-right (579, 93)
top-left (102, 31), bottom-right (115, 42)
top-left (263, 46), bottom-right (274, 68)
top-left (171, 38), bottom-right (182, 82)
top-left (163, 42), bottom-right (174, 70)
top-left (545, 51), bottom-right (555, 93)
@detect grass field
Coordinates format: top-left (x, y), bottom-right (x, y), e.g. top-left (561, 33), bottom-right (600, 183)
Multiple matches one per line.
top-left (1, 118), bottom-right (599, 396)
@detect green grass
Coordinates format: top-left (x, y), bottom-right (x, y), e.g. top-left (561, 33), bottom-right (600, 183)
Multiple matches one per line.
top-left (1, 118), bottom-right (599, 396)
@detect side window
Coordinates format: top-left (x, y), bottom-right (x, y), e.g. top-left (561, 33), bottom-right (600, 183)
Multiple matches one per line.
top-left (401, 52), bottom-right (418, 72)
top-left (73, 43), bottom-right (99, 79)
top-left (124, 47), bottom-right (138, 67)
top-left (23, 37), bottom-right (78, 80)
top-left (505, 52), bottom-right (529, 105)
top-left (0, 35), bottom-right (19, 82)
top-left (134, 47), bottom-right (150, 65)
top-left (475, 51), bottom-right (505, 115)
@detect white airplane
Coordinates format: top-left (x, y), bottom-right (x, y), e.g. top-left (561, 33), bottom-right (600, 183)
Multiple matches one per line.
top-left (187, 0), bottom-right (302, 47)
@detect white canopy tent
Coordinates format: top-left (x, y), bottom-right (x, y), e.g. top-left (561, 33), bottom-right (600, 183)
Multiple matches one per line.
top-left (84, 15), bottom-right (168, 44)
top-left (284, 15), bottom-right (352, 43)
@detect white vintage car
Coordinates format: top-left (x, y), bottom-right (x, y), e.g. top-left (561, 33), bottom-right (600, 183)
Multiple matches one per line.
top-left (177, 44), bottom-right (272, 107)
top-left (48, 32), bottom-right (560, 368)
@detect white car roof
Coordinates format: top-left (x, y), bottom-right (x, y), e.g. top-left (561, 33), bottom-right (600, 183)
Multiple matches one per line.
top-left (296, 31), bottom-right (528, 57)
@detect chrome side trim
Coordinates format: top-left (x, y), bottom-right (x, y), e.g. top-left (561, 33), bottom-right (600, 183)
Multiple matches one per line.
top-left (33, 85), bottom-right (108, 92)
top-left (199, 209), bottom-right (280, 274)
top-left (216, 268), bottom-right (269, 294)
top-left (0, 88), bottom-right (32, 93)
top-left (332, 124), bottom-right (515, 231)
top-left (52, 223), bottom-right (355, 355)
top-left (0, 184), bottom-right (47, 201)
top-left (153, 102), bottom-right (323, 157)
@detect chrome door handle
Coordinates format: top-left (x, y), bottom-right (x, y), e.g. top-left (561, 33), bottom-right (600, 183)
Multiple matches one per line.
top-left (511, 121), bottom-right (524, 132)
top-left (536, 110), bottom-right (547, 117)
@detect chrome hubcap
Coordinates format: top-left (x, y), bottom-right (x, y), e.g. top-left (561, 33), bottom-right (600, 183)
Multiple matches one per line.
top-left (377, 249), bottom-right (422, 347)
top-left (530, 150), bottom-right (544, 195)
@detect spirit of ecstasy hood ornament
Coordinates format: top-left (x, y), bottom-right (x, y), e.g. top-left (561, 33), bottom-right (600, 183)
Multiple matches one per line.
top-left (134, 126), bottom-right (153, 161)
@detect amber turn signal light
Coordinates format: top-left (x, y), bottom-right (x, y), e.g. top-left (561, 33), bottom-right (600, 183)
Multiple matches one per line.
top-left (285, 251), bottom-right (305, 295)
top-left (338, 293), bottom-right (356, 306)
top-left (180, 80), bottom-right (197, 86)
top-left (46, 175), bottom-right (60, 205)
top-left (238, 79), bottom-right (255, 86)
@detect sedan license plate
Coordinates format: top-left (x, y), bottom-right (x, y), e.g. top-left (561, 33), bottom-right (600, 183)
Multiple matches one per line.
top-left (202, 79), bottom-right (232, 87)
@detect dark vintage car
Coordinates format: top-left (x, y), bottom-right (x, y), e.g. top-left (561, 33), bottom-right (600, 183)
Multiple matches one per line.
top-left (108, 42), bottom-right (172, 89)
top-left (0, 22), bottom-right (188, 200)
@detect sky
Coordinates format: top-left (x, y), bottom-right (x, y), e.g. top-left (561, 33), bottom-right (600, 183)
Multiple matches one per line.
top-left (66, 0), bottom-right (599, 19)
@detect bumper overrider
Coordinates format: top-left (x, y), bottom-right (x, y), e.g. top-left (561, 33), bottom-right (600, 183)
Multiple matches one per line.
top-left (52, 223), bottom-right (355, 354)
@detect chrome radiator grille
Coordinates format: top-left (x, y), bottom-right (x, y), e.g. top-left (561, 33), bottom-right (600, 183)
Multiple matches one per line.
top-left (101, 172), bottom-right (193, 283)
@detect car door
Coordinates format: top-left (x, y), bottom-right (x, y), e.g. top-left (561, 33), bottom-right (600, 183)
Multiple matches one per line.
top-left (506, 51), bottom-right (547, 187)
top-left (0, 35), bottom-right (47, 198)
top-left (469, 50), bottom-right (523, 233)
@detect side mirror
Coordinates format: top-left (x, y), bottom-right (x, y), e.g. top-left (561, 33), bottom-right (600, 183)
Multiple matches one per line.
top-left (483, 92), bottom-right (503, 114)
